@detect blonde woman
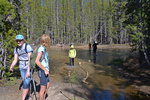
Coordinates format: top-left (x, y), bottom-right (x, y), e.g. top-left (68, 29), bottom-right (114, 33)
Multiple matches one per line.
top-left (35, 34), bottom-right (51, 100)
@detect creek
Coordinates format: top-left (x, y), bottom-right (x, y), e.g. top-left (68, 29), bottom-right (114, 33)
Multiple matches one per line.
top-left (49, 47), bottom-right (147, 100)
top-left (76, 48), bottom-right (130, 100)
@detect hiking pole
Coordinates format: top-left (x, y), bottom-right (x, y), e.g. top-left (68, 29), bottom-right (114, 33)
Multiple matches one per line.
top-left (30, 69), bottom-right (37, 100)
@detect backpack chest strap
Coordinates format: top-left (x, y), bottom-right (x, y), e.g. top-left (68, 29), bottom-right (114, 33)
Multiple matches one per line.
top-left (19, 60), bottom-right (28, 61)
top-left (16, 43), bottom-right (28, 56)
top-left (19, 60), bottom-right (29, 66)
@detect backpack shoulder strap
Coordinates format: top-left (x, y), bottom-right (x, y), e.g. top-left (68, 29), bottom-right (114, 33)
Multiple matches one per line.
top-left (25, 43), bottom-right (28, 53)
top-left (15, 46), bottom-right (19, 55)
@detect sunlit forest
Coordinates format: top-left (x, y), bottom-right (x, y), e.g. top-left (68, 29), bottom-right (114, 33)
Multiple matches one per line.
top-left (0, 0), bottom-right (150, 99)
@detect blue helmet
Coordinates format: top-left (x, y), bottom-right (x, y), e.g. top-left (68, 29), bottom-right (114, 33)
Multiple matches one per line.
top-left (15, 34), bottom-right (24, 40)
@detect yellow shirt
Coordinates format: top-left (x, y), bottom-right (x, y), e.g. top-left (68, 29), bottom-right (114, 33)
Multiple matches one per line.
top-left (69, 48), bottom-right (76, 58)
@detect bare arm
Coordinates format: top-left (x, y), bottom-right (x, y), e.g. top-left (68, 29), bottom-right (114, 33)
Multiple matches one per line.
top-left (27, 52), bottom-right (32, 71)
top-left (10, 54), bottom-right (18, 72)
top-left (35, 52), bottom-right (49, 75)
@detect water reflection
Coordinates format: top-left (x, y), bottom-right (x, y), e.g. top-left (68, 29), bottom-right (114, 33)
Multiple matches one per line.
top-left (93, 52), bottom-right (97, 64)
top-left (77, 49), bottom-right (130, 66)
top-left (119, 91), bottom-right (125, 100)
top-left (92, 89), bottom-right (125, 100)
top-left (88, 50), bottom-right (98, 64)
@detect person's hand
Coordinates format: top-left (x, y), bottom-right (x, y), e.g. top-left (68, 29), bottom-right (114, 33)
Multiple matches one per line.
top-left (26, 71), bottom-right (30, 78)
top-left (9, 67), bottom-right (14, 72)
top-left (44, 70), bottom-right (49, 76)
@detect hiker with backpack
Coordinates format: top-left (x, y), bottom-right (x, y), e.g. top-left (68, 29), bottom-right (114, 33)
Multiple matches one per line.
top-left (69, 44), bottom-right (76, 66)
top-left (10, 34), bottom-right (33, 100)
top-left (35, 34), bottom-right (51, 100)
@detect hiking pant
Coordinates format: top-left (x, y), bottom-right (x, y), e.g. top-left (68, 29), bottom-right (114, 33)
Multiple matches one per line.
top-left (70, 58), bottom-right (74, 66)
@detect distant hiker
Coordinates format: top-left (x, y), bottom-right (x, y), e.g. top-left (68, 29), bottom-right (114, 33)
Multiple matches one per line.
top-left (10, 34), bottom-right (33, 100)
top-left (69, 44), bottom-right (76, 66)
top-left (92, 41), bottom-right (99, 53)
top-left (35, 34), bottom-right (51, 100)
top-left (88, 42), bottom-right (92, 51)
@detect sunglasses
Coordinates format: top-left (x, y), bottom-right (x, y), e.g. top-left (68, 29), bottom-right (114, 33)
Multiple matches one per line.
top-left (16, 40), bottom-right (23, 42)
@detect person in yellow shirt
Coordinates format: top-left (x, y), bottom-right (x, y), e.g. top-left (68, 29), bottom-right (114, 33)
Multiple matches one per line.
top-left (69, 44), bottom-right (76, 66)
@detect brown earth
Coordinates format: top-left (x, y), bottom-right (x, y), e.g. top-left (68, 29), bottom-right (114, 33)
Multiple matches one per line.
top-left (0, 71), bottom-right (91, 100)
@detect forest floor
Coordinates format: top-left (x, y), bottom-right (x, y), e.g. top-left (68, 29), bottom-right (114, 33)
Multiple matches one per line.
top-left (0, 44), bottom-right (150, 100)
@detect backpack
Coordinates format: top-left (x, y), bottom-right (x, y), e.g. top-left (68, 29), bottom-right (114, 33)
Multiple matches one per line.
top-left (16, 43), bottom-right (29, 66)
top-left (30, 45), bottom-right (46, 71)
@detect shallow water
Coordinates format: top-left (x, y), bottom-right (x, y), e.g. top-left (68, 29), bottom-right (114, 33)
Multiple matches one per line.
top-left (76, 49), bottom-right (130, 66)
top-left (91, 89), bottom-right (126, 100)
top-left (49, 47), bottom-right (149, 100)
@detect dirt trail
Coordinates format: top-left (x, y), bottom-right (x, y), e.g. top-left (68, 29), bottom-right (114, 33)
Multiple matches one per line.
top-left (0, 72), bottom-right (90, 100)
